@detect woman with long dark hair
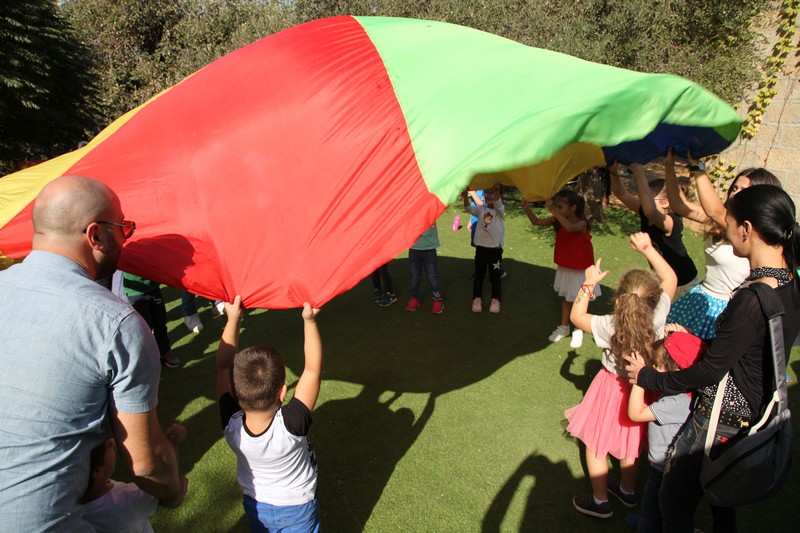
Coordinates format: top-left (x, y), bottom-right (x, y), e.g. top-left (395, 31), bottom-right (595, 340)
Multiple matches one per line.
top-left (625, 185), bottom-right (800, 531)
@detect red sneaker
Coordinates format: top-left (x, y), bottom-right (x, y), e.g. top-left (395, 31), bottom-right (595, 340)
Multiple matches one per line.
top-left (431, 300), bottom-right (444, 314)
top-left (405, 297), bottom-right (421, 312)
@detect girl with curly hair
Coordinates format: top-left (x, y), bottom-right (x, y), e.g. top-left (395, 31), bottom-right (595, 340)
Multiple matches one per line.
top-left (565, 232), bottom-right (677, 519)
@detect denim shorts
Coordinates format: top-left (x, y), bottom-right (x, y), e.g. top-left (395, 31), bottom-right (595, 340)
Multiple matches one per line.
top-left (243, 495), bottom-right (320, 533)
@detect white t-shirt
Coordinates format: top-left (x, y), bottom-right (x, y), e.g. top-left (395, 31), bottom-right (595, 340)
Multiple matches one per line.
top-left (81, 481), bottom-right (158, 533)
top-left (466, 199), bottom-right (505, 248)
top-left (224, 397), bottom-right (317, 506)
top-left (701, 239), bottom-right (749, 300)
top-left (590, 292), bottom-right (671, 376)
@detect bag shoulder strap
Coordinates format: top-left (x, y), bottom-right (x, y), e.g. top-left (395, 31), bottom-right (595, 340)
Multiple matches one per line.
top-left (747, 283), bottom-right (788, 413)
top-left (747, 282), bottom-right (785, 320)
top-left (704, 283), bottom-right (788, 455)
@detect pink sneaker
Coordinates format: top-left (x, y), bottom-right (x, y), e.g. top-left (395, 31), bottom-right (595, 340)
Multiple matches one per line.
top-left (471, 297), bottom-right (482, 313)
top-left (489, 298), bottom-right (501, 313)
top-left (432, 300), bottom-right (444, 314)
top-left (405, 297), bottom-right (421, 312)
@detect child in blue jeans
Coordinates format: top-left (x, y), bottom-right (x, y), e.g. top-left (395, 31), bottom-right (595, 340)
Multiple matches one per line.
top-left (217, 296), bottom-right (323, 532)
top-left (405, 223), bottom-right (444, 314)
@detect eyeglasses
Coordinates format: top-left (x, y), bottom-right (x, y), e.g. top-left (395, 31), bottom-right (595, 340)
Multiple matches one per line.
top-left (85, 220), bottom-right (137, 240)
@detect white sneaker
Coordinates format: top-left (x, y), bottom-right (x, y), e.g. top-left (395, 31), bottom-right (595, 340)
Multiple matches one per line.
top-left (471, 297), bottom-right (482, 313)
top-left (183, 313), bottom-right (203, 334)
top-left (570, 329), bottom-right (584, 348)
top-left (212, 301), bottom-right (225, 316)
top-left (489, 298), bottom-right (501, 313)
top-left (548, 325), bottom-right (570, 342)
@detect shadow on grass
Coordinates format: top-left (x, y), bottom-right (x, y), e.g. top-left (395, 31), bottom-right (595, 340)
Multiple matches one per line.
top-left (249, 256), bottom-right (561, 529)
top-left (482, 452), bottom-right (584, 532)
top-left (153, 253), bottom-right (621, 531)
top-left (560, 350), bottom-right (603, 395)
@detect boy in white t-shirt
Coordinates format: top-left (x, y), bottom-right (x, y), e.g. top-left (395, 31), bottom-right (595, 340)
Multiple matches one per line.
top-left (217, 296), bottom-right (323, 532)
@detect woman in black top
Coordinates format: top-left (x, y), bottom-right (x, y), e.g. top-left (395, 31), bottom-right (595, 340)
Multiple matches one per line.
top-left (625, 185), bottom-right (800, 532)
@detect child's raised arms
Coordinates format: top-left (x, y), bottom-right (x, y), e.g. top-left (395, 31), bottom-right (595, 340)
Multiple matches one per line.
top-left (293, 303), bottom-right (323, 412)
top-left (687, 151), bottom-right (729, 229)
top-left (465, 190), bottom-right (484, 207)
top-left (631, 163), bottom-right (674, 235)
top-left (569, 257), bottom-right (610, 334)
top-left (216, 295), bottom-right (244, 400)
top-left (609, 161), bottom-right (641, 213)
top-left (630, 232), bottom-right (678, 300)
top-left (663, 150), bottom-right (707, 224)
top-left (520, 199), bottom-right (554, 226)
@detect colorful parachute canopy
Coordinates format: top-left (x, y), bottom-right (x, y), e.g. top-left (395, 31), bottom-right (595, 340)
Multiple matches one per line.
top-left (0, 16), bottom-right (740, 309)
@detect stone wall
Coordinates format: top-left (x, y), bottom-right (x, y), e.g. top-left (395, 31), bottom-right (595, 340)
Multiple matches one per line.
top-left (718, 49), bottom-right (799, 208)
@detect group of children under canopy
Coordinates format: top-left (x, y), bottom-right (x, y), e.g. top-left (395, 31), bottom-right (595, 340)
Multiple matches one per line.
top-left (87, 149), bottom-right (800, 532)
top-left (371, 148), bottom-right (793, 528)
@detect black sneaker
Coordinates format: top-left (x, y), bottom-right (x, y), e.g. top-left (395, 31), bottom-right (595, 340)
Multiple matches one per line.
top-left (607, 479), bottom-right (637, 508)
top-left (161, 353), bottom-right (183, 368)
top-left (378, 292), bottom-right (397, 307)
top-left (573, 495), bottom-right (613, 518)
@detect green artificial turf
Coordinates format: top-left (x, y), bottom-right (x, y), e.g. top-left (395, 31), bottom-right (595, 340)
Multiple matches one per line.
top-left (149, 198), bottom-right (799, 532)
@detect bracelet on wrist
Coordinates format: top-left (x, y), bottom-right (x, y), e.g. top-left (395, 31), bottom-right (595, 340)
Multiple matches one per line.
top-left (578, 284), bottom-right (597, 301)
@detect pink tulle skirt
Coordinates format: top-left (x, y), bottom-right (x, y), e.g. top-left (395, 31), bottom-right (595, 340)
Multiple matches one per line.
top-left (565, 368), bottom-right (645, 461)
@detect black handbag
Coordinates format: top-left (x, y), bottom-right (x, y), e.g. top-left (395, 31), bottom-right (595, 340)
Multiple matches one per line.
top-left (700, 283), bottom-right (793, 507)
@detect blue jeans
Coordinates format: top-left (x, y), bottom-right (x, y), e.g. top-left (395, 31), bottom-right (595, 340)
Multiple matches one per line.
top-left (182, 292), bottom-right (223, 315)
top-left (243, 495), bottom-right (320, 533)
top-left (371, 263), bottom-right (394, 293)
top-left (660, 410), bottom-right (741, 532)
top-left (181, 291), bottom-right (197, 316)
top-left (409, 248), bottom-right (442, 300)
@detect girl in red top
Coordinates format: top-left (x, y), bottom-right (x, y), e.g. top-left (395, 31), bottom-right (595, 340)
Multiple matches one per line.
top-left (522, 189), bottom-right (599, 347)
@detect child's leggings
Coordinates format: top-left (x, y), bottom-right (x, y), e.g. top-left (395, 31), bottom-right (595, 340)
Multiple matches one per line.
top-left (473, 246), bottom-right (502, 299)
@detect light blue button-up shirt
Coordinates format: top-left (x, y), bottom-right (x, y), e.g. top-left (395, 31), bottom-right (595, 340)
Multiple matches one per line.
top-left (0, 251), bottom-right (161, 531)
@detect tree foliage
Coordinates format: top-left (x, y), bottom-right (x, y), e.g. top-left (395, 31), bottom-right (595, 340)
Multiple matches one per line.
top-left (60, 0), bottom-right (188, 122)
top-left (1, 1), bottom-right (779, 167)
top-left (292, 0), bottom-right (772, 104)
top-left (0, 0), bottom-right (100, 166)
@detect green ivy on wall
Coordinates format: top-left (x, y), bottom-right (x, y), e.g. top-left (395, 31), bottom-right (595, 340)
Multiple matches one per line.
top-left (709, 0), bottom-right (799, 186)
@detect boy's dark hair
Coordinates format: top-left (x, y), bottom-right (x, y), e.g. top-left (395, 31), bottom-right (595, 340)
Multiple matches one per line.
top-left (232, 345), bottom-right (286, 411)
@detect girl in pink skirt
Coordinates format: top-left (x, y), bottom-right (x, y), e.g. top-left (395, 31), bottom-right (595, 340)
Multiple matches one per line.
top-left (566, 232), bottom-right (677, 519)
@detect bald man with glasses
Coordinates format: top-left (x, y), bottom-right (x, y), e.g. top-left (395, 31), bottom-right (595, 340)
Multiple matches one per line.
top-left (0, 175), bottom-right (187, 531)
